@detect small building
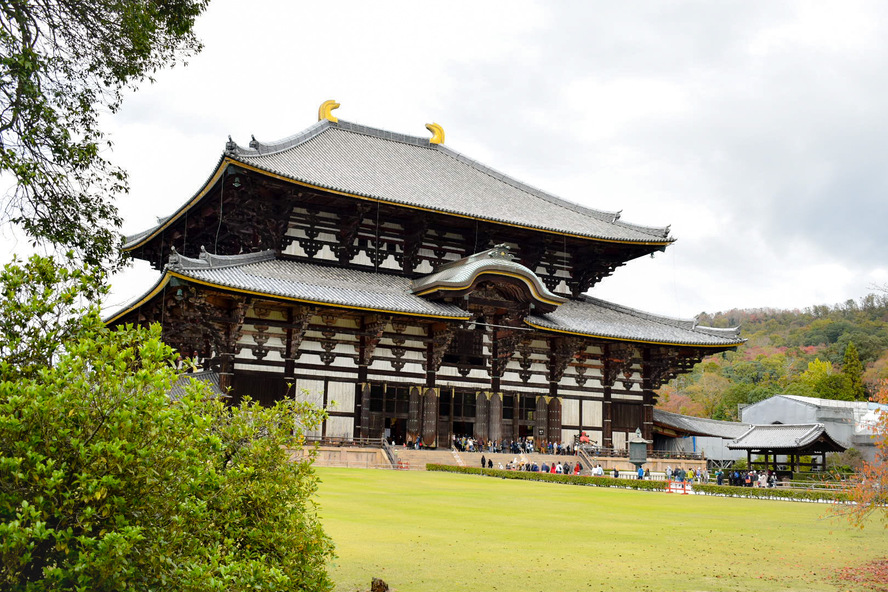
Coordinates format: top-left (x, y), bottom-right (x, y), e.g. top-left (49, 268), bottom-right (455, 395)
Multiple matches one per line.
top-left (740, 395), bottom-right (886, 462)
top-left (727, 423), bottom-right (846, 475)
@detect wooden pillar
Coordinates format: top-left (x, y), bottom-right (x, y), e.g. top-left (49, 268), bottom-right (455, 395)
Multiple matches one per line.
top-left (359, 383), bottom-right (371, 439)
top-left (547, 397), bottom-right (561, 444)
top-left (602, 387), bottom-right (613, 448)
top-left (219, 352), bottom-right (234, 392)
top-left (407, 385), bottom-right (422, 444)
top-left (601, 345), bottom-right (615, 448)
top-left (535, 396), bottom-right (548, 446)
top-left (284, 308), bottom-right (295, 383)
top-left (475, 391), bottom-right (489, 442)
top-left (641, 348), bottom-right (655, 448)
top-left (489, 392), bottom-right (503, 443)
top-left (422, 388), bottom-right (438, 447)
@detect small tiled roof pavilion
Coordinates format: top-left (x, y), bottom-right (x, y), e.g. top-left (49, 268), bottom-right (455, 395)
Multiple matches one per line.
top-left (727, 424), bottom-right (846, 475)
top-left (111, 101), bottom-right (745, 449)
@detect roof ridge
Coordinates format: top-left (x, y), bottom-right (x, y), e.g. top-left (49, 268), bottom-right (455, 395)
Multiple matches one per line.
top-left (435, 144), bottom-right (670, 238)
top-left (226, 119), bottom-right (331, 157)
top-left (578, 295), bottom-right (742, 338)
top-left (166, 247), bottom-right (276, 271)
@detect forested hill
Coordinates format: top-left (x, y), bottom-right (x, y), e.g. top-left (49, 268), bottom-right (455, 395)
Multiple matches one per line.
top-left (656, 292), bottom-right (888, 421)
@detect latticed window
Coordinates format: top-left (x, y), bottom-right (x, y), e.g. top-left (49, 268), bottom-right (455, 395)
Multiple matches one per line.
top-left (443, 327), bottom-right (484, 365)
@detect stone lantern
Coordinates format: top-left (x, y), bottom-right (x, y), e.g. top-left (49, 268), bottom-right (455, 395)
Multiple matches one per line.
top-left (628, 427), bottom-right (653, 475)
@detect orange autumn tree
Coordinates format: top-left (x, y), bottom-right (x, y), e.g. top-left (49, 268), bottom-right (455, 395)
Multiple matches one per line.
top-left (843, 379), bottom-right (888, 528)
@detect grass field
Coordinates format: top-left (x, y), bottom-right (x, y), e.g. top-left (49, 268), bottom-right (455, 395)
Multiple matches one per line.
top-left (316, 467), bottom-right (888, 592)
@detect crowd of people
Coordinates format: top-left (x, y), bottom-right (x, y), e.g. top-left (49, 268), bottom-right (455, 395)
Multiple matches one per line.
top-left (664, 466), bottom-right (710, 484)
top-left (451, 436), bottom-right (574, 455)
top-left (481, 455), bottom-right (582, 475)
top-left (723, 469), bottom-right (777, 487)
top-left (402, 434), bottom-right (781, 488)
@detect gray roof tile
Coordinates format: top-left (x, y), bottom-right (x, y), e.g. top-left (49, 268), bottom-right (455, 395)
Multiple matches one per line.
top-left (168, 250), bottom-right (469, 318)
top-left (727, 423), bottom-right (845, 451)
top-left (526, 295), bottom-right (745, 347)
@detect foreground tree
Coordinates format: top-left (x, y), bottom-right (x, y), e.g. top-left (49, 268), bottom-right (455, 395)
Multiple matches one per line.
top-left (1, 0), bottom-right (209, 266)
top-left (0, 256), bottom-right (334, 590)
top-left (841, 379), bottom-right (888, 528)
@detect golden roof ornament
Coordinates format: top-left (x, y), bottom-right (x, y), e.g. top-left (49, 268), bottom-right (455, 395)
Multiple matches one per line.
top-left (318, 99), bottom-right (340, 123)
top-left (425, 122), bottom-right (445, 144)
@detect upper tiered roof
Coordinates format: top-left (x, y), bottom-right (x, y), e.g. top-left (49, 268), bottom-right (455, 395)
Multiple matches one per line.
top-left (125, 109), bottom-right (674, 251)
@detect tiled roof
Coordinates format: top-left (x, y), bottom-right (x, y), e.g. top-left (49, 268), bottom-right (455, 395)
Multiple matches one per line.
top-left (110, 251), bottom-right (742, 349)
top-left (226, 120), bottom-right (673, 244)
top-left (526, 295), bottom-right (745, 348)
top-left (727, 424), bottom-right (845, 451)
top-left (653, 409), bottom-right (750, 439)
top-left (165, 249), bottom-right (470, 319)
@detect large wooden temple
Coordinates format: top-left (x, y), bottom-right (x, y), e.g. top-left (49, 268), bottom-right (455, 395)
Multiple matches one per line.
top-left (111, 101), bottom-right (744, 449)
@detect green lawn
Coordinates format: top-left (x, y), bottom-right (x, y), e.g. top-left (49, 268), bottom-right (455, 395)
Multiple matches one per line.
top-left (315, 467), bottom-right (888, 592)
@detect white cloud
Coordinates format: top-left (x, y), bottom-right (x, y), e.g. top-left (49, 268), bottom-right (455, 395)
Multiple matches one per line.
top-left (6, 0), bottom-right (888, 322)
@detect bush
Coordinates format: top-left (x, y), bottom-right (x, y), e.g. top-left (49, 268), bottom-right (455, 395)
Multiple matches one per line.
top-left (694, 484), bottom-right (849, 503)
top-left (426, 464), bottom-right (668, 492)
top-left (0, 322), bottom-right (334, 591)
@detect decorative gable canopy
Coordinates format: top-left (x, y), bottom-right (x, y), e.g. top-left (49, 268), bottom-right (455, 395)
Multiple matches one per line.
top-left (412, 244), bottom-right (567, 313)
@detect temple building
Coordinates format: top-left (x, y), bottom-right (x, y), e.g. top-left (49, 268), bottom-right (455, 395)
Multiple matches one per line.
top-left (111, 101), bottom-right (744, 449)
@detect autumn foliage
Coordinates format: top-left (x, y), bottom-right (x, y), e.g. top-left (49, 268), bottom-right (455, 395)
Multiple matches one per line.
top-left (841, 379), bottom-right (888, 528)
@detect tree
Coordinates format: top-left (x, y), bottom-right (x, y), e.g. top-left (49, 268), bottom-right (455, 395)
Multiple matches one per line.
top-left (787, 358), bottom-right (855, 401)
top-left (0, 257), bottom-right (335, 591)
top-left (1, 0), bottom-right (209, 266)
top-left (841, 380), bottom-right (888, 528)
top-left (684, 371), bottom-right (731, 418)
top-left (0, 252), bottom-right (105, 380)
top-left (842, 341), bottom-right (866, 401)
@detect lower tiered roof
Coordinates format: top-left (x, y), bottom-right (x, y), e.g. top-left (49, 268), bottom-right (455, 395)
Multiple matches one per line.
top-left (109, 249), bottom-right (744, 349)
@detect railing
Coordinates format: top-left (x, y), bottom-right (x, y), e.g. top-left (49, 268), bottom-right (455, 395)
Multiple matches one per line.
top-left (304, 436), bottom-right (387, 448)
top-left (577, 444), bottom-right (704, 461)
top-left (575, 446), bottom-right (596, 476)
top-left (381, 439), bottom-right (398, 469)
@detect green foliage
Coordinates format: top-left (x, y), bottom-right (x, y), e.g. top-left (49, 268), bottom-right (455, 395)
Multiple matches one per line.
top-left (843, 342), bottom-right (866, 401)
top-left (661, 293), bottom-right (888, 418)
top-left (0, 0), bottom-right (209, 266)
top-left (0, 253), bottom-right (106, 380)
top-left (839, 379), bottom-right (888, 529)
top-left (0, 256), bottom-right (334, 591)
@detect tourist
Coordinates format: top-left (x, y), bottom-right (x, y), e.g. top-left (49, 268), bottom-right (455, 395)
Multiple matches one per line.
top-left (637, 466), bottom-right (644, 480)
top-left (481, 455), bottom-right (486, 469)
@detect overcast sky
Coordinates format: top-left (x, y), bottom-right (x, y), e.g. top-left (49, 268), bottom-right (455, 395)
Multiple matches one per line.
top-left (91, 1), bottom-right (888, 319)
